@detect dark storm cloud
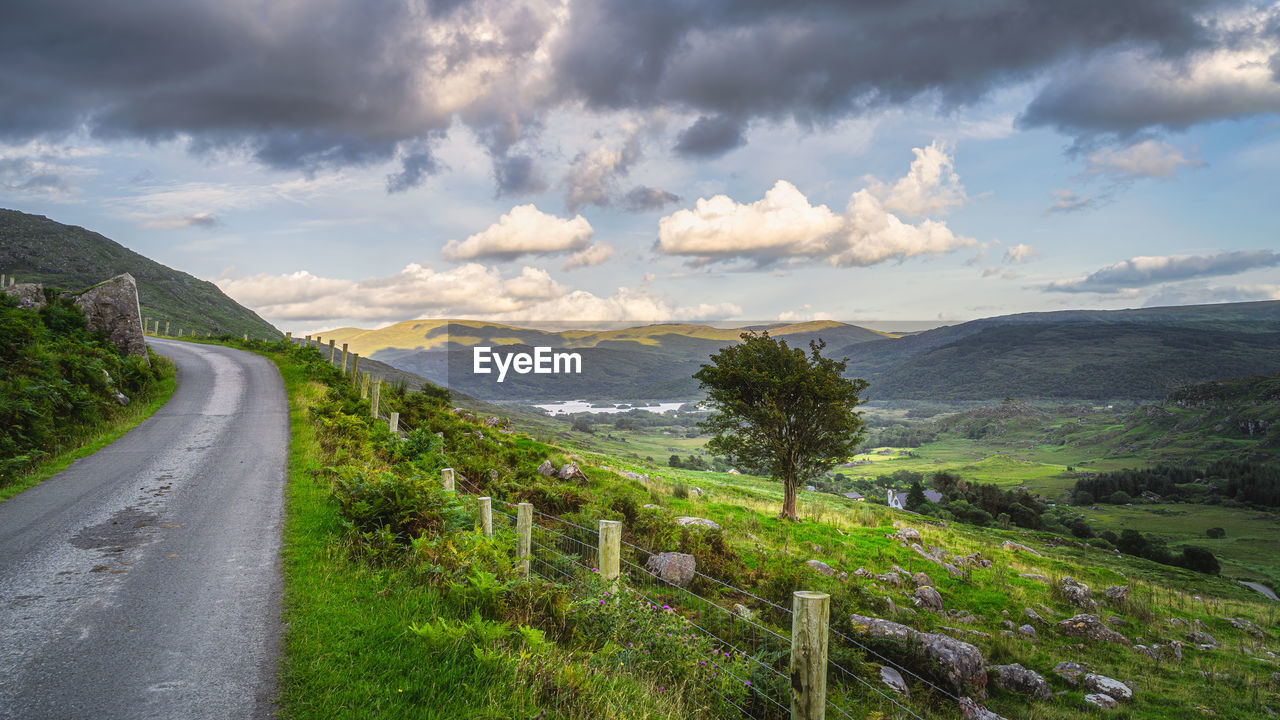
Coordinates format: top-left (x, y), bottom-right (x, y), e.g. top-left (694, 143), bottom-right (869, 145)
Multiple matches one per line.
top-left (386, 151), bottom-right (441, 194)
top-left (621, 186), bottom-right (681, 213)
top-left (673, 115), bottom-right (745, 158)
top-left (0, 0), bottom-right (1260, 189)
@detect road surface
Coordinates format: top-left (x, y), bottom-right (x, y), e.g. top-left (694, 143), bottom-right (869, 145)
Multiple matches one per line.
top-left (0, 339), bottom-right (288, 720)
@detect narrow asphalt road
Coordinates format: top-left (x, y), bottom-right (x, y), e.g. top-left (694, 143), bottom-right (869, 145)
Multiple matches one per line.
top-left (0, 339), bottom-right (288, 720)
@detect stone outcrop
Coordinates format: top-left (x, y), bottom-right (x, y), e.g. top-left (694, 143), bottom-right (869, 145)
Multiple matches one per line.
top-left (958, 697), bottom-right (1007, 720)
top-left (1083, 674), bottom-right (1132, 702)
top-left (1185, 631), bottom-right (1218, 648)
top-left (1052, 661), bottom-right (1089, 685)
top-left (2, 282), bottom-right (45, 310)
top-left (849, 613), bottom-right (987, 696)
top-left (1001, 540), bottom-right (1042, 557)
top-left (1057, 614), bottom-right (1130, 646)
top-left (558, 463), bottom-right (588, 482)
top-left (1059, 577), bottom-right (1096, 611)
top-left (644, 552), bottom-right (695, 587)
top-left (1103, 585), bottom-right (1129, 602)
top-left (71, 273), bottom-right (148, 360)
top-left (1229, 618), bottom-right (1264, 638)
top-left (912, 571), bottom-right (933, 588)
top-left (537, 460), bottom-right (556, 476)
top-left (989, 663), bottom-right (1051, 701)
top-left (806, 559), bottom-right (836, 576)
top-left (674, 516), bottom-right (721, 531)
top-left (1084, 693), bottom-right (1118, 710)
top-left (914, 586), bottom-right (944, 612)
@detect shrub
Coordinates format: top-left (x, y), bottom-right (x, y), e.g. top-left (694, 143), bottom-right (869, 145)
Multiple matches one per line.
top-left (1205, 527), bottom-right (1226, 539)
top-left (1178, 546), bottom-right (1220, 575)
top-left (672, 482), bottom-right (690, 500)
top-left (330, 467), bottom-right (470, 555)
top-left (1109, 491), bottom-right (1132, 504)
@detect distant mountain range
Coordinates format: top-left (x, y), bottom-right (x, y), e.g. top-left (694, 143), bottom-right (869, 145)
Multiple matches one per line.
top-left (318, 302), bottom-right (1280, 404)
top-left (0, 209), bottom-right (279, 338)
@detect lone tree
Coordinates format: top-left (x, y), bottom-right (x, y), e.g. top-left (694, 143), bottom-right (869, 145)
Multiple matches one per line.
top-left (694, 331), bottom-right (867, 520)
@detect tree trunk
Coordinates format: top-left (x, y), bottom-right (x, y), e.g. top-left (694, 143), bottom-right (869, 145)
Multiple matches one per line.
top-left (781, 476), bottom-right (798, 520)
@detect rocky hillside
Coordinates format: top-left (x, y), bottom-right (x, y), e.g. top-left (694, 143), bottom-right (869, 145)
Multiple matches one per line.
top-left (0, 209), bottom-right (279, 338)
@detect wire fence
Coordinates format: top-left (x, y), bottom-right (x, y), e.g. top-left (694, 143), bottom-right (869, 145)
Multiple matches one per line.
top-left (358, 381), bottom-right (939, 720)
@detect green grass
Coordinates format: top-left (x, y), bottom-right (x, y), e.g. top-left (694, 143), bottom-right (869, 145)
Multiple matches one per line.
top-left (0, 354), bottom-right (176, 502)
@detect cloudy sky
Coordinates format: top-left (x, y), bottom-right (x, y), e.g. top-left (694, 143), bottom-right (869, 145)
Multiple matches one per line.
top-left (2, 0), bottom-right (1279, 331)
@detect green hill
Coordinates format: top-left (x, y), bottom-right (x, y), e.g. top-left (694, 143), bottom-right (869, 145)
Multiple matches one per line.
top-left (0, 209), bottom-right (280, 338)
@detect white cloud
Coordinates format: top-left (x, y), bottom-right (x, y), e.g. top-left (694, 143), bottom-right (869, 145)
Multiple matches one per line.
top-left (655, 143), bottom-right (976, 267)
top-left (441, 204), bottom-right (595, 262)
top-left (216, 262), bottom-right (739, 326)
top-left (1045, 250), bottom-right (1280, 294)
top-left (562, 128), bottom-right (642, 212)
top-left (562, 243), bottom-right (614, 270)
top-left (870, 141), bottom-right (967, 217)
top-left (1003, 243), bottom-right (1038, 264)
top-left (141, 212), bottom-right (221, 230)
top-left (1143, 283), bottom-right (1280, 307)
top-left (1047, 188), bottom-right (1093, 213)
top-left (1086, 140), bottom-right (1202, 180)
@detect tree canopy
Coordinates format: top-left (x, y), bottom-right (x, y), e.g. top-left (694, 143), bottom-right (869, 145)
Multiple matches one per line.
top-left (694, 331), bottom-right (867, 520)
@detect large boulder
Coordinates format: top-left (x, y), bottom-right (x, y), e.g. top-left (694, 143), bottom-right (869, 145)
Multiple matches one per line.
top-left (2, 282), bottom-right (45, 310)
top-left (1083, 674), bottom-right (1132, 702)
top-left (880, 666), bottom-right (909, 695)
top-left (990, 663), bottom-right (1051, 701)
top-left (1059, 577), bottom-right (1096, 611)
top-left (644, 552), bottom-right (696, 587)
top-left (806, 559), bottom-right (837, 576)
top-left (70, 273), bottom-right (148, 359)
top-left (1056, 614), bottom-right (1130, 646)
top-left (1084, 693), bottom-right (1118, 710)
top-left (849, 613), bottom-right (988, 696)
top-left (1103, 585), bottom-right (1129, 603)
top-left (1185, 631), bottom-right (1218, 648)
top-left (558, 463), bottom-right (588, 482)
top-left (914, 586), bottom-right (944, 612)
top-left (958, 697), bottom-right (1007, 720)
top-left (537, 460), bottom-right (556, 477)
top-left (1052, 661), bottom-right (1089, 685)
top-left (912, 571), bottom-right (933, 588)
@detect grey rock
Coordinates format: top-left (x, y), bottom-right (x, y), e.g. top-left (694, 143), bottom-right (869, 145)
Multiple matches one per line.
top-left (620, 471), bottom-right (649, 482)
top-left (1001, 540), bottom-right (1042, 557)
top-left (71, 274), bottom-right (148, 359)
top-left (1053, 661), bottom-right (1089, 686)
top-left (1083, 693), bottom-right (1118, 710)
top-left (1060, 577), bottom-right (1097, 611)
top-left (914, 586), bottom-right (944, 612)
top-left (1186, 631), bottom-right (1218, 648)
top-left (1025, 608), bottom-right (1049, 626)
top-left (537, 460), bottom-right (556, 477)
top-left (849, 613), bottom-right (987, 696)
top-left (483, 416), bottom-right (501, 427)
top-left (2, 282), bottom-right (45, 310)
top-left (895, 527), bottom-right (922, 543)
top-left (943, 562), bottom-right (964, 578)
top-left (946, 609), bottom-right (978, 624)
top-left (732, 603), bottom-right (753, 620)
top-left (806, 559), bottom-right (836, 576)
top-left (558, 463), bottom-right (588, 481)
top-left (114, 391), bottom-right (130, 406)
top-left (1018, 624), bottom-right (1037, 638)
top-left (912, 571), bottom-right (933, 588)
top-left (958, 696), bottom-right (1007, 720)
top-left (990, 663), bottom-right (1051, 701)
top-left (1229, 618), bottom-right (1265, 638)
top-left (873, 572), bottom-right (902, 586)
top-left (644, 552), bottom-right (695, 587)
top-left (1104, 585), bottom-right (1129, 602)
top-left (880, 666), bottom-right (909, 695)
top-left (1057, 614), bottom-right (1130, 646)
top-left (674, 516), bottom-right (721, 531)
top-left (641, 504), bottom-right (659, 509)
top-left (1019, 573), bottom-right (1049, 583)
top-left (1083, 674), bottom-right (1132, 701)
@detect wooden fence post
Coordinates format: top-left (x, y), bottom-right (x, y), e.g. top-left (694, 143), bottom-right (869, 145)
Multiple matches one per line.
top-left (441, 467), bottom-right (455, 492)
top-left (286, 331), bottom-right (292, 342)
top-left (478, 497), bottom-right (493, 537)
top-left (360, 372), bottom-right (370, 399)
top-left (790, 591), bottom-right (830, 720)
top-left (350, 353), bottom-right (359, 382)
top-left (599, 520), bottom-right (621, 586)
top-left (389, 411), bottom-right (399, 434)
top-left (328, 339), bottom-right (336, 363)
top-left (370, 379), bottom-right (382, 419)
top-left (516, 503), bottom-right (533, 577)
top-left (341, 343), bottom-right (348, 374)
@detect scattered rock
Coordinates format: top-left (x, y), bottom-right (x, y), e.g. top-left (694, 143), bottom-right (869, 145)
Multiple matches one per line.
top-left (955, 552), bottom-right (991, 569)
top-left (1106, 616), bottom-right (1128, 628)
top-left (620, 471), bottom-right (649, 482)
top-left (895, 527), bottom-right (922, 543)
top-left (1018, 624), bottom-right (1037, 638)
top-left (1060, 577), bottom-right (1097, 611)
top-left (2, 282), bottom-right (45, 310)
top-left (849, 613), bottom-right (987, 696)
top-left (70, 273), bottom-right (148, 359)
top-left (943, 563), bottom-right (964, 578)
top-left (1229, 618), bottom-right (1265, 638)
top-left (912, 571), bottom-right (933, 588)
top-left (113, 391), bottom-right (130, 406)
top-left (1186, 631), bottom-right (1218, 648)
top-left (483, 416), bottom-right (501, 427)
top-left (880, 666), bottom-right (909, 695)
top-left (1053, 661), bottom-right (1090, 685)
top-left (1001, 540), bottom-right (1042, 557)
top-left (674, 516), bottom-right (721, 531)
top-left (1084, 693), bottom-right (1119, 710)
top-left (1104, 585), bottom-right (1129, 602)
top-left (958, 696), bottom-right (1007, 720)
top-left (644, 552), bottom-right (696, 587)
top-left (946, 609), bottom-right (978, 624)
top-left (914, 586), bottom-right (944, 612)
top-left (1083, 674), bottom-right (1132, 701)
top-left (689, 486), bottom-right (706, 497)
top-left (537, 460), bottom-right (556, 477)
top-left (1018, 573), bottom-right (1049, 583)
top-left (990, 663), bottom-right (1051, 701)
top-left (806, 559), bottom-right (837, 576)
top-left (732, 603), bottom-right (753, 620)
top-left (1057, 614), bottom-right (1130, 646)
top-left (1025, 608), bottom-right (1049, 626)
top-left (873, 572), bottom-right (902, 586)
top-left (558, 463), bottom-right (588, 482)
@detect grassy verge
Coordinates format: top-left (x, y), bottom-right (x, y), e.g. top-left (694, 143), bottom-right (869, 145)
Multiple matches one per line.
top-left (0, 353), bottom-right (177, 502)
